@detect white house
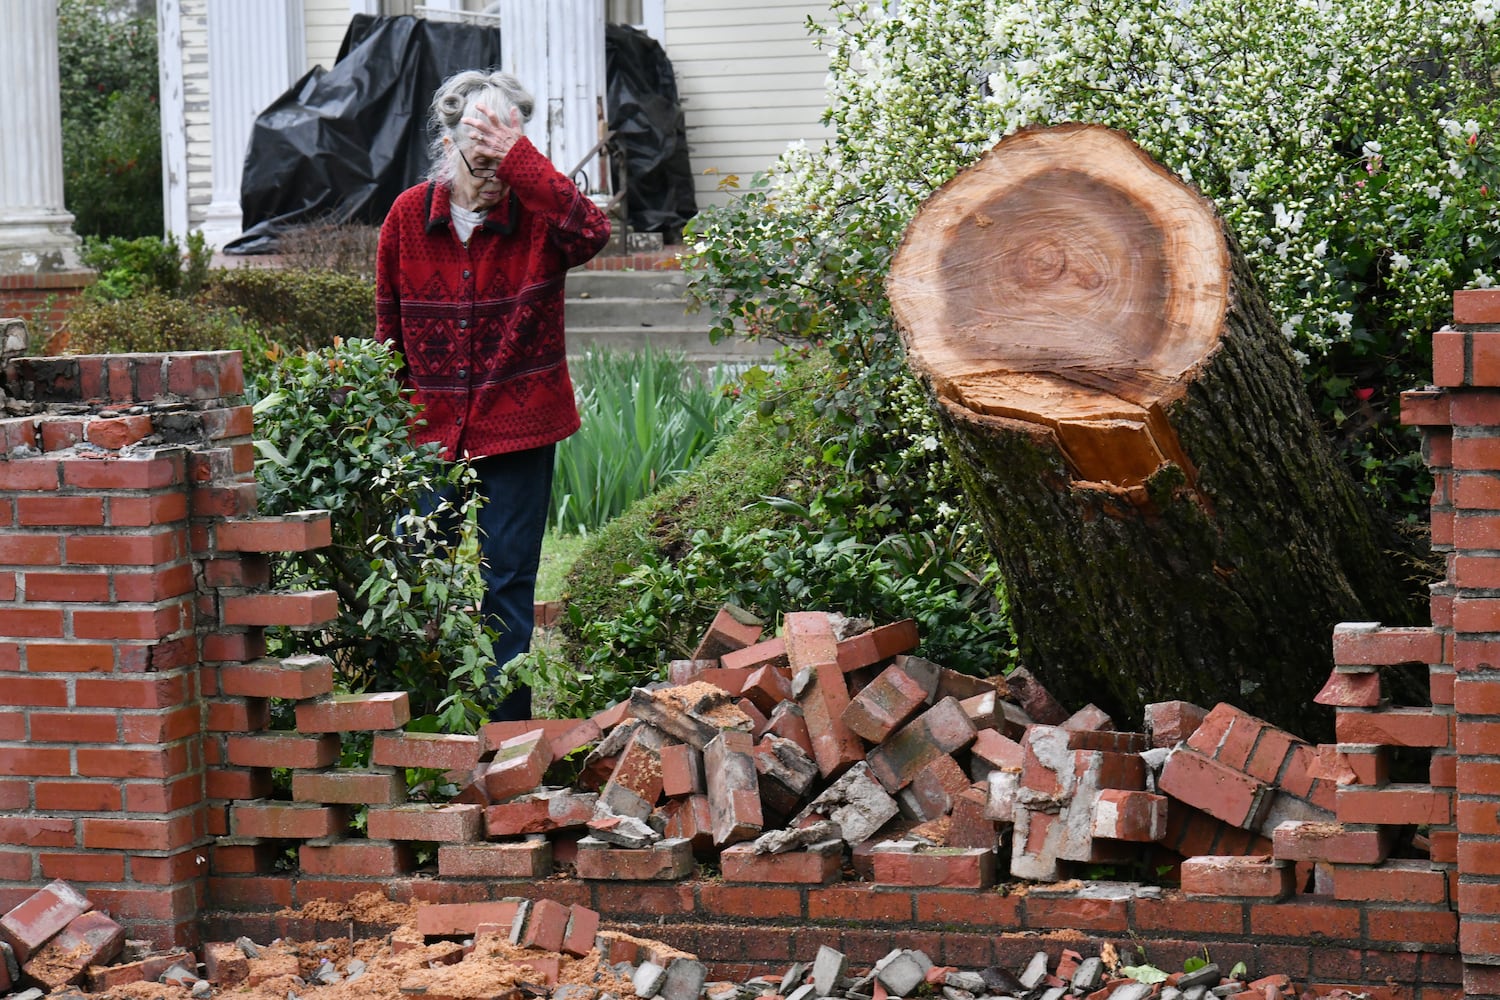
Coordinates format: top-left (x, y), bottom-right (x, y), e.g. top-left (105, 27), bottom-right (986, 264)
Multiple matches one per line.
top-left (160, 0), bottom-right (834, 249)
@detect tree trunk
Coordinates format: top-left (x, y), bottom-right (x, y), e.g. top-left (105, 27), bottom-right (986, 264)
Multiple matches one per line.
top-left (886, 123), bottom-right (1423, 740)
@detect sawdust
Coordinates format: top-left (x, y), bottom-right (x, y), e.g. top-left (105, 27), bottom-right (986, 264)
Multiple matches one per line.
top-left (652, 683), bottom-right (751, 729)
top-left (276, 890), bottom-right (417, 926)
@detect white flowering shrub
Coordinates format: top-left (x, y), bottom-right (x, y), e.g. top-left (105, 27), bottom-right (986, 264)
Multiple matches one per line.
top-left (685, 0), bottom-right (1500, 516)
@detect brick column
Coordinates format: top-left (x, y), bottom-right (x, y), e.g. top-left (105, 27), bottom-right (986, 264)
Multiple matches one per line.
top-left (1406, 289), bottom-right (1500, 997)
top-left (0, 351), bottom-right (336, 949)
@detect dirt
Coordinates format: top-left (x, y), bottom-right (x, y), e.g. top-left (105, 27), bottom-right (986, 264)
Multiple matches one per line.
top-left (66, 894), bottom-right (641, 1000)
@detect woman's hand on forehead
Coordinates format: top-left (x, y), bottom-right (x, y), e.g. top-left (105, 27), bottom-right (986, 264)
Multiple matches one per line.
top-left (463, 102), bottom-right (524, 162)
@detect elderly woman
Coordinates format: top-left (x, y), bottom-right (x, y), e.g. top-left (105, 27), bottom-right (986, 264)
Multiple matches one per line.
top-left (376, 69), bottom-right (611, 721)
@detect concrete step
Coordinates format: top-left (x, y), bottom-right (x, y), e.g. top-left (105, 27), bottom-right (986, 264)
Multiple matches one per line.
top-left (565, 325), bottom-right (776, 365)
top-left (566, 268), bottom-right (690, 300)
top-left (565, 295), bottom-right (710, 331)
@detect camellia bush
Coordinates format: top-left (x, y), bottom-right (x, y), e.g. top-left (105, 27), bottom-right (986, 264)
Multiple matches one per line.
top-left (249, 339), bottom-right (500, 731)
top-left (686, 0), bottom-right (1500, 520)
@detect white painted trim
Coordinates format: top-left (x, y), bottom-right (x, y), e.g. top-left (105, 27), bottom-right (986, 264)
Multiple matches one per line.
top-left (157, 0), bottom-right (191, 240)
top-left (642, 0), bottom-right (665, 44)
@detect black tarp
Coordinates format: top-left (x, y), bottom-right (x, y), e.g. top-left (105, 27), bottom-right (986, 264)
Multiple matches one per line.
top-left (229, 16), bottom-right (696, 253)
top-left (605, 23), bottom-right (697, 242)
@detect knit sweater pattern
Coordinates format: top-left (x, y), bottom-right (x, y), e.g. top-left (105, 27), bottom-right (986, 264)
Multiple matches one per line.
top-left (375, 137), bottom-right (611, 460)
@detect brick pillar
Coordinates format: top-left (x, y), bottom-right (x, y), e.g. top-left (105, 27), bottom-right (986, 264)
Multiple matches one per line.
top-left (0, 351), bottom-right (335, 950)
top-left (1406, 290), bottom-right (1500, 995)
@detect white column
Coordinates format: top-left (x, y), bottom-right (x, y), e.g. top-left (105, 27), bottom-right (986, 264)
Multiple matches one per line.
top-left (551, 0), bottom-right (607, 186)
top-left (0, 0), bottom-right (82, 271)
top-left (499, 0), bottom-right (606, 190)
top-left (200, 0), bottom-right (305, 249)
top-left (157, 0), bottom-right (190, 241)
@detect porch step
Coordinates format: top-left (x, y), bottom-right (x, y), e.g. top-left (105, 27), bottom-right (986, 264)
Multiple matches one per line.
top-left (564, 264), bottom-right (775, 370)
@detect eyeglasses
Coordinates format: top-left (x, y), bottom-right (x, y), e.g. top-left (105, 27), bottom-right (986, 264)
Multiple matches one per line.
top-left (457, 147), bottom-right (498, 180)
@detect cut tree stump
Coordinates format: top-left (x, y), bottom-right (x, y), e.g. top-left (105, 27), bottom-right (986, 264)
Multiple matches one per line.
top-left (886, 123), bottom-right (1424, 738)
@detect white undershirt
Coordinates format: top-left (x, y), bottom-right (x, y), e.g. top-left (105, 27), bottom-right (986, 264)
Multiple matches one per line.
top-left (450, 203), bottom-right (488, 244)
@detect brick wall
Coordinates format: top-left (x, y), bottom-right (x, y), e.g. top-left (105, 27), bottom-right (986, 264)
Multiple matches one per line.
top-left (0, 271), bottom-right (94, 347)
top-left (4, 291), bottom-right (1500, 998)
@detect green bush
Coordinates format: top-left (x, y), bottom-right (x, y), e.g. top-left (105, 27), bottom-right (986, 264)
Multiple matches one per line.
top-left (81, 232), bottom-right (211, 301)
top-left (58, 0), bottom-right (162, 238)
top-left (61, 290), bottom-right (276, 386)
top-left (248, 338), bottom-right (498, 731)
top-left (550, 348), bottom-right (750, 535)
top-left (206, 268), bottom-right (375, 351)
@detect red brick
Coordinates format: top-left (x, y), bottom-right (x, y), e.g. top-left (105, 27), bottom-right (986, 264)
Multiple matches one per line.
top-left (1091, 788), bottom-right (1167, 842)
top-left (573, 836), bottom-right (694, 880)
top-left (842, 663), bottom-right (928, 743)
top-left (699, 882), bottom-right (802, 919)
top-left (17, 495), bottom-right (103, 527)
top-left (366, 803), bottom-right (483, 843)
top-left (296, 840), bottom-right (414, 877)
top-left (1332, 624), bottom-right (1444, 666)
top-left (518, 897), bottom-right (570, 952)
top-left (1158, 747), bottom-right (1271, 830)
top-left (1314, 669), bottom-right (1383, 708)
top-left (37, 853), bottom-right (125, 883)
top-left (216, 514), bottom-right (332, 553)
top-left (739, 665), bottom-right (793, 714)
top-left (785, 614), bottom-right (864, 772)
top-left (226, 732), bottom-right (339, 769)
top-left (416, 899), bottom-right (523, 936)
top-left (67, 527), bottom-right (185, 566)
top-left (437, 841), bottom-right (550, 878)
top-left (207, 698), bottom-right (270, 733)
top-left (482, 728), bottom-right (553, 804)
top-left (292, 768), bottom-right (406, 805)
top-left (0, 606), bottom-right (64, 638)
top-left (690, 605), bottom-right (764, 660)
top-left (1455, 675), bottom-right (1500, 715)
top-left (0, 878), bottom-right (93, 962)
top-left (720, 842), bottom-right (841, 885)
top-left (1180, 855), bottom-right (1294, 899)
top-left (73, 603), bottom-right (189, 641)
top-left (233, 801), bottom-right (346, 839)
top-left (867, 696), bottom-right (977, 792)
top-left (0, 532), bottom-right (64, 565)
top-left (107, 493), bottom-right (188, 528)
top-left (220, 590), bottom-right (338, 627)
top-left (1272, 820), bottom-right (1393, 864)
top-left (22, 909), bottom-right (124, 988)
top-left (1335, 707), bottom-right (1452, 748)
top-left (1457, 289), bottom-right (1500, 324)
top-left (561, 905), bottom-right (599, 958)
top-left (218, 655), bottom-right (335, 699)
top-left (870, 845), bottom-right (995, 890)
top-left (705, 728), bottom-right (763, 845)
top-left (1021, 888), bottom-right (1129, 932)
top-left (835, 619), bottom-right (919, 673)
top-left (660, 742), bottom-right (705, 797)
top-left (84, 414), bottom-right (152, 450)
top-left (720, 636), bottom-right (788, 672)
top-left (1330, 858), bottom-right (1448, 904)
top-left (1335, 783), bottom-right (1452, 826)
top-left (295, 691), bottom-right (410, 732)
top-left (76, 744), bottom-right (189, 780)
top-left (366, 731), bottom-right (479, 772)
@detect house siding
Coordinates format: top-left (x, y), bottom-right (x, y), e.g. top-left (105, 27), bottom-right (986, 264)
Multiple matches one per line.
top-left (663, 1), bottom-right (832, 210)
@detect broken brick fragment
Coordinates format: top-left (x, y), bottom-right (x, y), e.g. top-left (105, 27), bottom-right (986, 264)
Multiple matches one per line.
top-left (0, 878), bottom-right (93, 963)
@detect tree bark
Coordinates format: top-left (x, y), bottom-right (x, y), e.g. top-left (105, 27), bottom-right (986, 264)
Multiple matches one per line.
top-left (886, 123), bottom-right (1424, 739)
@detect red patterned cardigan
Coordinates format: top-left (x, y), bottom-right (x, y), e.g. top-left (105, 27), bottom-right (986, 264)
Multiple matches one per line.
top-left (375, 137), bottom-right (612, 461)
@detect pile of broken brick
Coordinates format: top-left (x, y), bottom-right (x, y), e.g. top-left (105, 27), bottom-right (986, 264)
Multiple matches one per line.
top-left (0, 879), bottom-right (1346, 1000)
top-left (469, 608), bottom-right (1353, 889)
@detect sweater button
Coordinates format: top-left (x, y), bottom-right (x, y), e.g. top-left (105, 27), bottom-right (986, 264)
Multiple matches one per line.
top-left (458, 368), bottom-right (467, 378)
top-left (463, 269), bottom-right (471, 279)
top-left (458, 319), bottom-right (468, 328)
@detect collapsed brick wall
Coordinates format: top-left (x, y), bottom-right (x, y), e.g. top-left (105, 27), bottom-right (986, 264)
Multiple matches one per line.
top-left (3, 286), bottom-right (1500, 997)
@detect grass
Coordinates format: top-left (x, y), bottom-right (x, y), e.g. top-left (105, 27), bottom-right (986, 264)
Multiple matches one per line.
top-left (536, 531), bottom-right (588, 603)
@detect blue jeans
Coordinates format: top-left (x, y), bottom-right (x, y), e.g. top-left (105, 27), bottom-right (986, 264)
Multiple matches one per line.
top-left (420, 444), bottom-right (555, 721)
